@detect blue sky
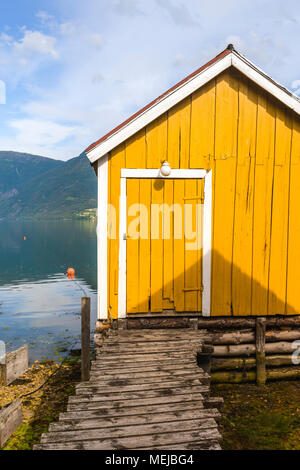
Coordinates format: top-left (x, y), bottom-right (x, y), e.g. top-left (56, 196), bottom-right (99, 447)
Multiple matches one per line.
top-left (0, 0), bottom-right (299, 160)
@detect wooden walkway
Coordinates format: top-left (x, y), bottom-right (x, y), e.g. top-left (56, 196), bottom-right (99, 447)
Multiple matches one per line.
top-left (35, 329), bottom-right (222, 450)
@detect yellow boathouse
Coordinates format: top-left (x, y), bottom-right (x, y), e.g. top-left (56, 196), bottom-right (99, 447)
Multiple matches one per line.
top-left (86, 45), bottom-right (300, 321)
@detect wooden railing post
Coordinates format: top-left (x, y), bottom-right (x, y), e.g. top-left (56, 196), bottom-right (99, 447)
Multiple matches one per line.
top-left (81, 297), bottom-right (90, 381)
top-left (256, 317), bottom-right (266, 386)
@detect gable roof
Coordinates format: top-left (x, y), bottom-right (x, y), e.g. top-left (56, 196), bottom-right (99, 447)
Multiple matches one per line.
top-left (86, 44), bottom-right (300, 164)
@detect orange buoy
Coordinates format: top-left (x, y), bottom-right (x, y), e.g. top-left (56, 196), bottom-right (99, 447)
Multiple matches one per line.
top-left (23, 236), bottom-right (27, 240)
top-left (67, 267), bottom-right (75, 279)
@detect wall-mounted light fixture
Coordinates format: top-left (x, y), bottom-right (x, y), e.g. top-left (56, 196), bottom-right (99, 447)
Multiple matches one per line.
top-left (160, 161), bottom-right (171, 177)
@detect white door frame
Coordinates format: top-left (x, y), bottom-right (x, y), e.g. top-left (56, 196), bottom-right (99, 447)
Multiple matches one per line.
top-left (117, 168), bottom-right (212, 318)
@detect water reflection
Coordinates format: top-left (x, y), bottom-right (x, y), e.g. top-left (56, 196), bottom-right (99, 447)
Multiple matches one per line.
top-left (0, 220), bottom-right (97, 362)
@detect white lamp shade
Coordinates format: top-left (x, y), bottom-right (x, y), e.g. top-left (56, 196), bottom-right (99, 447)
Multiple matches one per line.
top-left (160, 161), bottom-right (171, 177)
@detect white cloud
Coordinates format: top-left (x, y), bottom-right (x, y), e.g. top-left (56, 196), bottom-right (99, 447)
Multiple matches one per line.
top-left (155, 0), bottom-right (200, 26)
top-left (114, 0), bottom-right (144, 16)
top-left (291, 79), bottom-right (300, 96)
top-left (92, 73), bottom-right (104, 84)
top-left (9, 119), bottom-right (78, 145)
top-left (89, 33), bottom-right (103, 50)
top-left (60, 21), bottom-right (79, 36)
top-left (0, 119), bottom-right (88, 158)
top-left (13, 30), bottom-right (58, 59)
top-left (1, 0), bottom-right (300, 160)
top-left (36, 11), bottom-right (55, 24)
top-left (0, 32), bottom-right (13, 44)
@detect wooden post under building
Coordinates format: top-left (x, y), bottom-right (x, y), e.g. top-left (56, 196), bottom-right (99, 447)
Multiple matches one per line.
top-left (256, 317), bottom-right (266, 386)
top-left (81, 297), bottom-right (90, 382)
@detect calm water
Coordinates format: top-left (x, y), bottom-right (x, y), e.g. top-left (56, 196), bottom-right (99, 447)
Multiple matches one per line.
top-left (0, 220), bottom-right (97, 362)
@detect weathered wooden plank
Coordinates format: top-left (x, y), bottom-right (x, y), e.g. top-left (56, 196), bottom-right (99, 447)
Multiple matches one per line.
top-left (203, 397), bottom-right (224, 410)
top-left (90, 364), bottom-right (203, 375)
top-left (61, 400), bottom-right (207, 420)
top-left (232, 77), bottom-right (257, 316)
top-left (99, 343), bottom-right (202, 353)
top-left (252, 93), bottom-right (275, 315)
top-left (212, 354), bottom-right (295, 371)
top-left (76, 378), bottom-right (204, 394)
top-left (138, 178), bottom-right (151, 312)
top-left (36, 427), bottom-right (221, 450)
top-left (155, 441), bottom-right (222, 450)
top-left (184, 179), bottom-right (202, 311)
top-left (96, 354), bottom-right (197, 363)
top-left (125, 128), bottom-right (146, 168)
top-left (42, 418), bottom-right (217, 443)
top-left (126, 178), bottom-right (140, 314)
top-left (0, 399), bottom-right (22, 447)
top-left (67, 393), bottom-right (205, 411)
top-left (190, 80), bottom-right (215, 170)
top-left (212, 366), bottom-right (300, 383)
top-left (167, 97), bottom-right (191, 169)
top-left (70, 385), bottom-right (209, 402)
top-left (195, 317), bottom-right (300, 328)
top-left (1, 345), bottom-right (29, 385)
top-left (213, 341), bottom-right (296, 356)
top-left (162, 179), bottom-right (175, 309)
top-left (94, 359), bottom-right (197, 369)
top-left (103, 339), bottom-right (204, 348)
top-left (211, 329), bottom-right (300, 345)
top-left (98, 347), bottom-right (201, 356)
top-left (268, 106), bottom-right (292, 315)
top-left (287, 117), bottom-right (300, 314)
top-left (112, 328), bottom-right (203, 334)
top-left (88, 371), bottom-right (208, 385)
top-left (97, 348), bottom-right (197, 357)
top-left (146, 113), bottom-right (168, 168)
top-left (91, 359), bottom-right (197, 371)
top-left (91, 361), bottom-right (199, 373)
top-left (50, 408), bottom-right (221, 432)
top-left (150, 178), bottom-right (164, 312)
top-left (110, 329), bottom-right (203, 337)
top-left (95, 352), bottom-right (197, 363)
top-left (212, 70), bottom-right (239, 316)
top-left (106, 335), bottom-right (208, 343)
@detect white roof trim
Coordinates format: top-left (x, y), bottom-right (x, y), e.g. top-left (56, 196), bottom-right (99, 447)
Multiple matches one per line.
top-left (231, 52), bottom-right (300, 114)
top-left (87, 51), bottom-right (300, 164)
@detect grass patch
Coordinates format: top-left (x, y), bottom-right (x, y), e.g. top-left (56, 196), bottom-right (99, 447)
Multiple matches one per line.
top-left (212, 380), bottom-right (300, 450)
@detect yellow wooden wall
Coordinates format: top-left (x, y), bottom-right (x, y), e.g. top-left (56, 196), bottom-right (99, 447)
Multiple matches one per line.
top-left (107, 67), bottom-right (300, 318)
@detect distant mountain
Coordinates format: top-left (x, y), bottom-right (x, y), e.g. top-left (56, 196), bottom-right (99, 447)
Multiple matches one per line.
top-left (0, 151), bottom-right (63, 196)
top-left (0, 151), bottom-right (97, 219)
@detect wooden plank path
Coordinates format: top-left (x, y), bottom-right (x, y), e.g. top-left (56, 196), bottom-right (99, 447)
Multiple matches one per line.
top-left (35, 329), bottom-right (222, 450)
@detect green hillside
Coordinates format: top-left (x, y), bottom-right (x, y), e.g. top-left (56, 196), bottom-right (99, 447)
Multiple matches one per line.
top-left (0, 151), bottom-right (97, 219)
top-left (0, 151), bottom-right (63, 196)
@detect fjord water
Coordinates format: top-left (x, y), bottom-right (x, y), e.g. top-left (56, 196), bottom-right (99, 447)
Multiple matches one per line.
top-left (0, 219), bottom-right (97, 362)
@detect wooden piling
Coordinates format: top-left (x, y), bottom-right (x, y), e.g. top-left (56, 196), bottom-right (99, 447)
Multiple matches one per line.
top-left (256, 317), bottom-right (266, 386)
top-left (81, 297), bottom-right (91, 382)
